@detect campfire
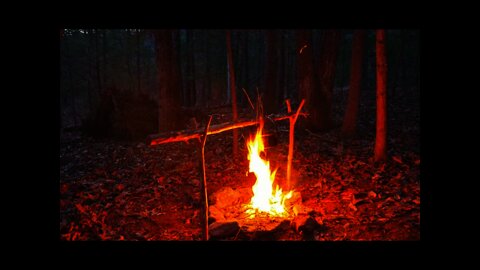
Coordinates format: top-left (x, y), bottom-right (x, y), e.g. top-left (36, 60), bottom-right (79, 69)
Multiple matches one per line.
top-left (244, 121), bottom-right (293, 218)
top-left (148, 99), bottom-right (307, 240)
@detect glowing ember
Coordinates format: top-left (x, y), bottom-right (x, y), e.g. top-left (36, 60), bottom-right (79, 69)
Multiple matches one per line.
top-left (245, 122), bottom-right (293, 218)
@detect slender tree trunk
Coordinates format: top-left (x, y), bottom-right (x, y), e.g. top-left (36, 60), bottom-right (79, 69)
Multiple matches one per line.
top-left (374, 29), bottom-right (387, 162)
top-left (296, 30), bottom-right (317, 129)
top-left (155, 30), bottom-right (183, 132)
top-left (65, 35), bottom-right (78, 126)
top-left (317, 30), bottom-right (341, 130)
top-left (341, 30), bottom-right (366, 138)
top-left (102, 29), bottom-right (108, 89)
top-left (94, 29), bottom-right (102, 95)
top-left (205, 30), bottom-right (211, 108)
top-left (125, 31), bottom-right (134, 91)
top-left (137, 29), bottom-right (142, 94)
top-left (186, 30), bottom-right (196, 107)
top-left (264, 30), bottom-right (278, 114)
top-left (244, 31), bottom-right (249, 102)
top-left (226, 30), bottom-right (239, 157)
top-left (277, 30), bottom-right (285, 102)
top-left (86, 29), bottom-right (94, 111)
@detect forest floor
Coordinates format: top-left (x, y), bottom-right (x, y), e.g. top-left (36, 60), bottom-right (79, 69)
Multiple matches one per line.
top-left (60, 94), bottom-right (420, 241)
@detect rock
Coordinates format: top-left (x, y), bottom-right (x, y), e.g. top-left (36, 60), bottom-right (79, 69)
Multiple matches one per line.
top-left (292, 215), bottom-right (321, 233)
top-left (209, 221), bottom-right (240, 238)
top-left (239, 218), bottom-right (291, 240)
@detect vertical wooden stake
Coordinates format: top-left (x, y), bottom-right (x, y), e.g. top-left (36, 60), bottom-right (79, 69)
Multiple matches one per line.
top-left (200, 115), bottom-right (213, 241)
top-left (286, 99), bottom-right (305, 190)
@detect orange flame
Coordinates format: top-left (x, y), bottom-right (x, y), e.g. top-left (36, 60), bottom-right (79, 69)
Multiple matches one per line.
top-left (245, 124), bottom-right (293, 218)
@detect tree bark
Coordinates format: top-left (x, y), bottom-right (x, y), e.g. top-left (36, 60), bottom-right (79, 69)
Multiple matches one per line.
top-left (205, 30), bottom-right (211, 108)
top-left (341, 30), bottom-right (366, 138)
top-left (94, 29), bottom-right (102, 96)
top-left (264, 30), bottom-right (278, 114)
top-left (102, 29), bottom-right (108, 89)
top-left (186, 29), bottom-right (196, 107)
top-left (316, 30), bottom-right (341, 130)
top-left (296, 30), bottom-right (317, 130)
top-left (155, 30), bottom-right (183, 132)
top-left (226, 30), bottom-right (239, 157)
top-left (136, 29), bottom-right (142, 94)
top-left (374, 30), bottom-right (387, 162)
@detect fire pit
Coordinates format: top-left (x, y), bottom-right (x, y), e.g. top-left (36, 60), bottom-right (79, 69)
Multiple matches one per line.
top-left (146, 99), bottom-right (309, 240)
top-left (207, 122), bottom-right (313, 240)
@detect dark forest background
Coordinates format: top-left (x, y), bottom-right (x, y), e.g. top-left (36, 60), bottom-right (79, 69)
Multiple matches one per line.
top-left (60, 29), bottom-right (419, 142)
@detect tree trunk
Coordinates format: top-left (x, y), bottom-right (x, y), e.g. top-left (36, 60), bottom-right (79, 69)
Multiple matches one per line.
top-left (264, 30), bottom-right (278, 114)
top-left (186, 29), bottom-right (196, 107)
top-left (125, 30), bottom-right (134, 91)
top-left (94, 29), bottom-right (102, 96)
top-left (277, 30), bottom-right (285, 102)
top-left (102, 29), bottom-right (108, 89)
top-left (374, 29), bottom-right (387, 162)
top-left (86, 29), bottom-right (94, 111)
top-left (226, 30), bottom-right (239, 157)
top-left (341, 30), bottom-right (366, 138)
top-left (136, 29), bottom-right (142, 94)
top-left (316, 30), bottom-right (341, 130)
top-left (204, 30), bottom-right (211, 108)
top-left (244, 31), bottom-right (249, 104)
top-left (65, 35), bottom-right (78, 127)
top-left (296, 30), bottom-right (317, 130)
top-left (155, 30), bottom-right (183, 132)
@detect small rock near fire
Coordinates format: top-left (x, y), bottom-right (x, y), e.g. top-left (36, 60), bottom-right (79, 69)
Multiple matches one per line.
top-left (209, 221), bottom-right (240, 239)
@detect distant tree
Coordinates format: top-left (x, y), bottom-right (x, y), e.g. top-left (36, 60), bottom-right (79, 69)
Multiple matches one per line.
top-left (136, 29), bottom-right (142, 93)
top-left (316, 30), bottom-right (341, 130)
top-left (296, 30), bottom-right (318, 130)
top-left (226, 30), bottom-right (239, 156)
top-left (264, 30), bottom-right (279, 114)
top-left (341, 30), bottom-right (366, 138)
top-left (102, 29), bottom-right (109, 89)
top-left (186, 29), bottom-right (196, 107)
top-left (94, 29), bottom-right (102, 96)
top-left (374, 29), bottom-right (387, 162)
top-left (155, 30), bottom-right (183, 132)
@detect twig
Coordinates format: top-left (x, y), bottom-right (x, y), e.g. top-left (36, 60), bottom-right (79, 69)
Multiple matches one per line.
top-left (242, 88), bottom-right (255, 111)
top-left (200, 115), bottom-right (213, 241)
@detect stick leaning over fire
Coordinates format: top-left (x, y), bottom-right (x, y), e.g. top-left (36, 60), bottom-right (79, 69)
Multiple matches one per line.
top-left (147, 101), bottom-right (307, 146)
